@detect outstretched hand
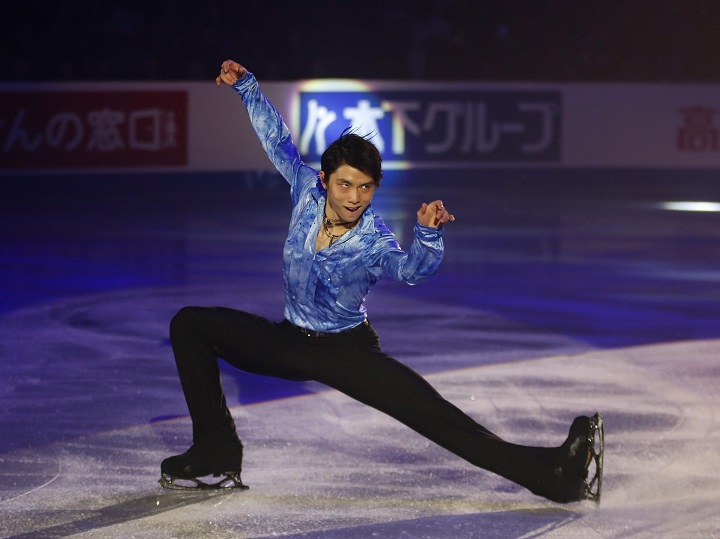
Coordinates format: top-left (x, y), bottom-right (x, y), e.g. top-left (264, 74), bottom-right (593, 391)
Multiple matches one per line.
top-left (216, 60), bottom-right (247, 86)
top-left (417, 200), bottom-right (455, 228)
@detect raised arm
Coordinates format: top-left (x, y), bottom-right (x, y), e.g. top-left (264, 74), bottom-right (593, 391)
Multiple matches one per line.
top-left (216, 60), bottom-right (317, 203)
top-left (366, 200), bottom-right (455, 285)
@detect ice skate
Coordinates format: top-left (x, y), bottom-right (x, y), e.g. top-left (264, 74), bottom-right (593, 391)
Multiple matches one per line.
top-left (584, 413), bottom-right (604, 504)
top-left (159, 440), bottom-right (249, 491)
top-left (554, 413), bottom-right (604, 504)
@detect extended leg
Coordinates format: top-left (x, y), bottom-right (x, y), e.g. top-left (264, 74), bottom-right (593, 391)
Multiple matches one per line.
top-left (303, 324), bottom-right (597, 503)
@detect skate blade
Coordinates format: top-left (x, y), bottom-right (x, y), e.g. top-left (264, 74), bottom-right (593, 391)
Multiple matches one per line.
top-left (584, 413), bottom-right (604, 505)
top-left (159, 473), bottom-right (249, 491)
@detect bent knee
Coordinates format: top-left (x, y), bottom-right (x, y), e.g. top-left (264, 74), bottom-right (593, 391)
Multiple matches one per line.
top-left (169, 306), bottom-right (206, 337)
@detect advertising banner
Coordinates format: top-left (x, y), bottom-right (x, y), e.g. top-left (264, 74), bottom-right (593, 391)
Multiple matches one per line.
top-left (0, 90), bottom-right (187, 171)
top-left (295, 88), bottom-right (562, 167)
top-left (2, 80), bottom-right (720, 173)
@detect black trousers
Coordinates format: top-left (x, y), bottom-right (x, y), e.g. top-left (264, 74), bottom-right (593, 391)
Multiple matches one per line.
top-left (169, 306), bottom-right (561, 496)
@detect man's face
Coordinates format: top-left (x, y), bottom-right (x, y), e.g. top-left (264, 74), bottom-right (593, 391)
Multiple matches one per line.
top-left (320, 164), bottom-right (376, 223)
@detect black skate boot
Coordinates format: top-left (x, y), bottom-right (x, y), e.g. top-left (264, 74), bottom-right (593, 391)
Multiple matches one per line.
top-left (544, 413), bottom-right (604, 504)
top-left (159, 438), bottom-right (248, 491)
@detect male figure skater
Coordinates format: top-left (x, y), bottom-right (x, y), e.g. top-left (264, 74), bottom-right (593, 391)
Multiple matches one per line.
top-left (160, 59), bottom-right (603, 504)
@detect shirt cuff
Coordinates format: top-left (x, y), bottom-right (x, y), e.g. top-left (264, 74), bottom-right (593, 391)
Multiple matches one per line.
top-left (232, 70), bottom-right (255, 92)
top-left (415, 222), bottom-right (444, 238)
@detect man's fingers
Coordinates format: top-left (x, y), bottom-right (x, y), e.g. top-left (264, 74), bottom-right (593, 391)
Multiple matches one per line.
top-left (417, 200), bottom-right (455, 227)
top-left (217, 60), bottom-right (247, 86)
top-left (217, 71), bottom-right (238, 86)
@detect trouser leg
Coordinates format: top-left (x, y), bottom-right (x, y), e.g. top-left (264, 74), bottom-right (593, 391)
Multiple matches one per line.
top-left (169, 310), bottom-right (560, 497)
top-left (304, 323), bottom-right (557, 495)
top-left (168, 306), bottom-right (307, 445)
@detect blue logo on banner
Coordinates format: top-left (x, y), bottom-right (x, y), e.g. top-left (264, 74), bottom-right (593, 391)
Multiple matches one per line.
top-left (298, 89), bottom-right (561, 165)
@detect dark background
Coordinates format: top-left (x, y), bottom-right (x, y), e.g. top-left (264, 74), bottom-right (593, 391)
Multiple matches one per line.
top-left (4, 0), bottom-right (720, 83)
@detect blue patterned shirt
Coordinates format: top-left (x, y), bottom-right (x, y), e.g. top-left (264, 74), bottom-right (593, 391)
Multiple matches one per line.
top-left (233, 72), bottom-right (444, 332)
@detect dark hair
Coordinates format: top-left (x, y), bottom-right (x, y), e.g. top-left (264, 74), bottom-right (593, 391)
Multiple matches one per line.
top-left (320, 130), bottom-right (383, 186)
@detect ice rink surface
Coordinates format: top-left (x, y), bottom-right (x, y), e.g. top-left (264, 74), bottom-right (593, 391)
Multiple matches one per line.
top-left (1, 169), bottom-right (719, 537)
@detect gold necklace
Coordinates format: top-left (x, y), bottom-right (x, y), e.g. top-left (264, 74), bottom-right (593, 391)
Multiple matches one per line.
top-left (323, 222), bottom-right (343, 246)
top-left (322, 212), bottom-right (356, 247)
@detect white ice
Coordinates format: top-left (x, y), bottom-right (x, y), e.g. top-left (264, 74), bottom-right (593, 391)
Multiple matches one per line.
top-left (1, 283), bottom-right (719, 538)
